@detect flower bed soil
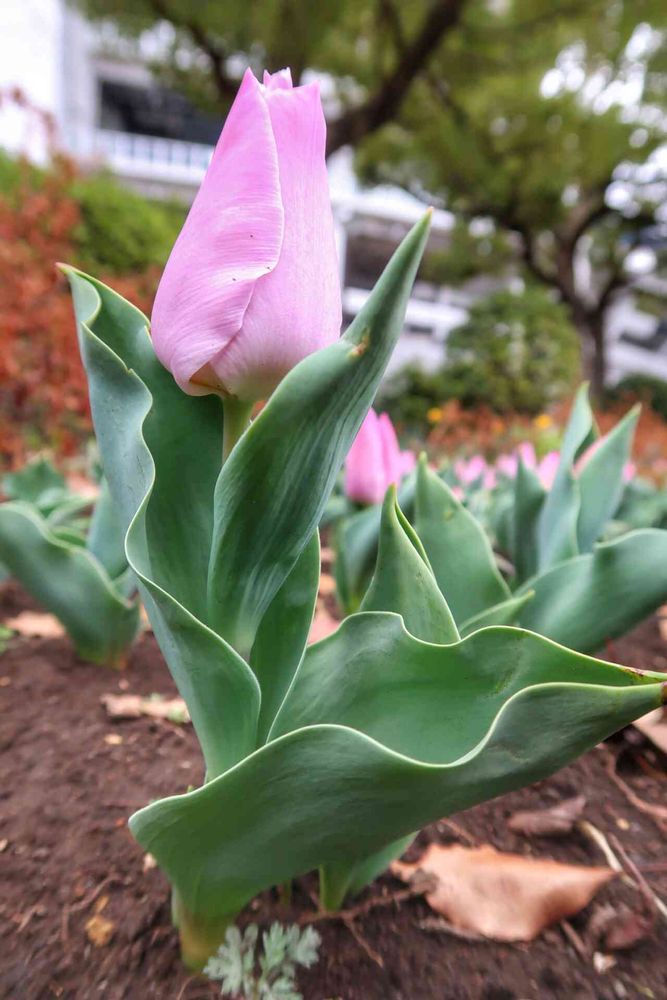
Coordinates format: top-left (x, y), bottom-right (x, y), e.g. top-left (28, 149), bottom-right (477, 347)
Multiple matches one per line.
top-left (1, 582), bottom-right (665, 1000)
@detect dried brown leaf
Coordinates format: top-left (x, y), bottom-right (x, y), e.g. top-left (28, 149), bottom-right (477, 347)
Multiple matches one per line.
top-left (6, 612), bottom-right (64, 639)
top-left (101, 693), bottom-right (190, 724)
top-left (84, 914), bottom-right (115, 947)
top-left (392, 843), bottom-right (614, 942)
top-left (633, 708), bottom-right (667, 755)
top-left (507, 795), bottom-right (586, 837)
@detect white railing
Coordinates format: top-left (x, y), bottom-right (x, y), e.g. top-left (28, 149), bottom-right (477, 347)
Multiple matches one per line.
top-left (65, 126), bottom-right (214, 184)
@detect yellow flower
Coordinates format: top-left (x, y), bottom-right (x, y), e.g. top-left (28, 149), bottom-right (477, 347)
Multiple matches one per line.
top-left (534, 413), bottom-right (552, 430)
top-left (426, 407), bottom-right (443, 424)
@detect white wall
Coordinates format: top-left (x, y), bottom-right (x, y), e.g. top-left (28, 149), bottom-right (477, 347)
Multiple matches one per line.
top-left (0, 0), bottom-right (64, 161)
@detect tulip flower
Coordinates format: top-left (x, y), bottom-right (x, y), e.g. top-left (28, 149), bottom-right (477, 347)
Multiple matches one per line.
top-left (151, 67), bottom-right (342, 403)
top-left (345, 410), bottom-right (415, 504)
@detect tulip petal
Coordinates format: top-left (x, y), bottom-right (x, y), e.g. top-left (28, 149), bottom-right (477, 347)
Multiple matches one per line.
top-left (263, 68), bottom-right (293, 90)
top-left (378, 412), bottom-right (403, 485)
top-left (345, 410), bottom-right (388, 505)
top-left (211, 80), bottom-right (342, 400)
top-left (151, 69), bottom-right (284, 394)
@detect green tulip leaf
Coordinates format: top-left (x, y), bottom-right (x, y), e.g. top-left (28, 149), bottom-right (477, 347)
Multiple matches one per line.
top-left (513, 461), bottom-right (545, 584)
top-left (517, 528), bottom-right (667, 653)
top-left (459, 590), bottom-right (534, 637)
top-left (576, 405), bottom-right (639, 553)
top-left (86, 478), bottom-right (130, 580)
top-left (334, 486), bottom-right (458, 903)
top-left (0, 501), bottom-right (138, 665)
top-left (251, 531), bottom-right (321, 744)
top-left (207, 213), bottom-right (432, 655)
top-left (536, 385), bottom-right (595, 571)
top-left (66, 268), bottom-right (260, 777)
top-left (131, 613), bottom-right (664, 926)
top-left (360, 486), bottom-right (459, 644)
top-left (3, 458), bottom-right (68, 515)
top-left (415, 457), bottom-right (509, 625)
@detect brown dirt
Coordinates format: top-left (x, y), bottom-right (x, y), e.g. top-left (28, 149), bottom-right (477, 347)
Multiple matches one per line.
top-left (1, 583), bottom-right (665, 1000)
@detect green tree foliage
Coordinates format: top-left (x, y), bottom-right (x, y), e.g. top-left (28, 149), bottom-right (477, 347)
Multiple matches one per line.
top-left (74, 0), bottom-right (666, 390)
top-left (355, 4), bottom-right (666, 393)
top-left (441, 289), bottom-right (581, 413)
top-left (70, 173), bottom-right (185, 274)
top-left (380, 289), bottom-right (580, 423)
top-left (0, 150), bottom-right (185, 274)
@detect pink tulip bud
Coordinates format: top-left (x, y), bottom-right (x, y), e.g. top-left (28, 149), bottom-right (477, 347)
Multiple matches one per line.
top-left (516, 442), bottom-right (537, 470)
top-left (345, 410), bottom-right (415, 505)
top-left (495, 454), bottom-right (518, 479)
top-left (622, 461), bottom-right (636, 483)
top-left (537, 450), bottom-right (560, 489)
top-left (151, 68), bottom-right (342, 402)
top-left (454, 455), bottom-right (488, 486)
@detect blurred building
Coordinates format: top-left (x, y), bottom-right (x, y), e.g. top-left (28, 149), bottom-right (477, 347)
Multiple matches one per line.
top-left (1, 0), bottom-right (666, 385)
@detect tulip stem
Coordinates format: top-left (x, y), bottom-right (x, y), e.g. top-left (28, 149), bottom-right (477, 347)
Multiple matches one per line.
top-left (222, 398), bottom-right (253, 465)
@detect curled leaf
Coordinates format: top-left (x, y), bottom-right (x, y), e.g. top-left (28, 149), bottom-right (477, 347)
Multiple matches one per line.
top-left (392, 843), bottom-right (614, 941)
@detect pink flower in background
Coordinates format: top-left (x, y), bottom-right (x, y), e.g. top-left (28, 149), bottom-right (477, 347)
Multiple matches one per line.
top-left (516, 442), bottom-right (537, 470)
top-left (536, 450), bottom-right (560, 489)
top-left (496, 453), bottom-right (518, 479)
top-left (151, 67), bottom-right (341, 402)
top-left (453, 455), bottom-right (496, 490)
top-left (454, 455), bottom-right (488, 485)
top-left (345, 410), bottom-right (416, 504)
top-left (495, 443), bottom-right (559, 490)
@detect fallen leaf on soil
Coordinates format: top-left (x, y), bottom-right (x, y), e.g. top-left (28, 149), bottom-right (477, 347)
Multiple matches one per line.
top-left (633, 708), bottom-right (667, 755)
top-left (84, 914), bottom-right (115, 947)
top-left (0, 676), bottom-right (11, 687)
top-left (391, 843), bottom-right (615, 941)
top-left (5, 612), bottom-right (64, 639)
top-left (103, 733), bottom-right (123, 746)
top-left (318, 573), bottom-right (336, 597)
top-left (143, 853), bottom-right (157, 872)
top-left (0, 839), bottom-right (8, 852)
top-left (101, 693), bottom-right (190, 724)
top-left (507, 795), bottom-right (586, 837)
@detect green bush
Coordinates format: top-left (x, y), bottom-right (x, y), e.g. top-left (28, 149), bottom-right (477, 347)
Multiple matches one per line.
top-left (609, 374), bottom-right (667, 422)
top-left (381, 288), bottom-right (581, 427)
top-left (0, 151), bottom-right (184, 275)
top-left (379, 366), bottom-right (452, 427)
top-left (441, 288), bottom-right (581, 414)
top-left (70, 173), bottom-right (185, 275)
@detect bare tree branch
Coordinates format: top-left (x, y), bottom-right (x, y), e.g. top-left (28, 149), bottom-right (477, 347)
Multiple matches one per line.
top-left (326, 0), bottom-right (468, 155)
top-left (147, 0), bottom-right (239, 101)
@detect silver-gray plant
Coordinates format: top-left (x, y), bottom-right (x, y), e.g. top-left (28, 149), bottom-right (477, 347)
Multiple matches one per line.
top-left (204, 923), bottom-right (321, 1000)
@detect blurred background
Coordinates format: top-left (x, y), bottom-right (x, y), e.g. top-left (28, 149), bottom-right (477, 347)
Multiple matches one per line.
top-left (0, 0), bottom-right (665, 470)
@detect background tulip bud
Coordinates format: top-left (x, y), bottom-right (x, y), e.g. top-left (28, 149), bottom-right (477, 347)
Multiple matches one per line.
top-left (151, 67), bottom-right (342, 402)
top-left (345, 409), bottom-right (416, 504)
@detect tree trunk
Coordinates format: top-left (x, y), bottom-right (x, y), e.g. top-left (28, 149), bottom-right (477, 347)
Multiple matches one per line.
top-left (575, 313), bottom-right (606, 402)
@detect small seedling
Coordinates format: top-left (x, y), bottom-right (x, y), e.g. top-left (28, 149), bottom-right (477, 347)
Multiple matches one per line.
top-left (204, 923), bottom-right (321, 1000)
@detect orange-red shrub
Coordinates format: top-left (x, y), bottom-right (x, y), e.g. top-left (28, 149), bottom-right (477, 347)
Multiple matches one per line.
top-left (0, 155), bottom-right (157, 471)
